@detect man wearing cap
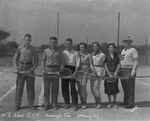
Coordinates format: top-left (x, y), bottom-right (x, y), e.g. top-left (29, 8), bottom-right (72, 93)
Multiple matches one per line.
top-left (120, 36), bottom-right (138, 108)
top-left (13, 34), bottom-right (39, 111)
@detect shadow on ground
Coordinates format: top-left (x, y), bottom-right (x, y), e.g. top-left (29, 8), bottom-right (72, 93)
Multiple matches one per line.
top-left (135, 101), bottom-right (150, 107)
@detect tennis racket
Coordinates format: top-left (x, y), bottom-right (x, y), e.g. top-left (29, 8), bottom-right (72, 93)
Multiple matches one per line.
top-left (73, 70), bottom-right (86, 81)
top-left (58, 68), bottom-right (72, 78)
top-left (104, 72), bottom-right (117, 83)
top-left (116, 69), bottom-right (150, 79)
top-left (89, 73), bottom-right (117, 83)
top-left (117, 69), bottom-right (131, 79)
top-left (28, 68), bottom-right (72, 79)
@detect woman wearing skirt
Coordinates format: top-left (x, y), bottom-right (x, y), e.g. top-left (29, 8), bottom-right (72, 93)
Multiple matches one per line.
top-left (104, 43), bottom-right (120, 108)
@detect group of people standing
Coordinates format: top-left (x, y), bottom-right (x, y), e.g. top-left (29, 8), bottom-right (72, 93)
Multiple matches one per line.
top-left (13, 34), bottom-right (138, 111)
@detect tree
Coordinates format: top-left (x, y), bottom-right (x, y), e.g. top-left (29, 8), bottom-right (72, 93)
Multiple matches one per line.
top-left (6, 41), bottom-right (19, 49)
top-left (101, 42), bottom-right (108, 54)
top-left (40, 44), bottom-right (49, 51)
top-left (0, 44), bottom-right (7, 56)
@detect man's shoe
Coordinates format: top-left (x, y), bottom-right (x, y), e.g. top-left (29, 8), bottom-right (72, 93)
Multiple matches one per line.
top-left (93, 104), bottom-right (98, 108)
top-left (65, 104), bottom-right (70, 109)
top-left (81, 105), bottom-right (87, 109)
top-left (42, 106), bottom-right (49, 111)
top-left (30, 106), bottom-right (35, 110)
top-left (73, 106), bottom-right (78, 111)
top-left (107, 104), bottom-right (112, 108)
top-left (15, 106), bottom-right (20, 111)
top-left (95, 104), bottom-right (102, 109)
top-left (125, 105), bottom-right (135, 109)
top-left (53, 105), bottom-right (59, 110)
top-left (113, 104), bottom-right (119, 108)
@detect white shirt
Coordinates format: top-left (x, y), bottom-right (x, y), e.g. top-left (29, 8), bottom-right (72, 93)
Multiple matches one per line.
top-left (62, 49), bottom-right (80, 67)
top-left (121, 47), bottom-right (138, 68)
top-left (92, 52), bottom-right (106, 66)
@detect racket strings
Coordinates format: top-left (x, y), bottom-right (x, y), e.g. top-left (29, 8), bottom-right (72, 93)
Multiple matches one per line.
top-left (104, 65), bottom-right (117, 83)
top-left (73, 71), bottom-right (86, 80)
top-left (59, 68), bottom-right (72, 78)
top-left (117, 69), bottom-right (131, 79)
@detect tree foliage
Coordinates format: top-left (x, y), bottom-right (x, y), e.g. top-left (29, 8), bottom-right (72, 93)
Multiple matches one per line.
top-left (6, 41), bottom-right (19, 49)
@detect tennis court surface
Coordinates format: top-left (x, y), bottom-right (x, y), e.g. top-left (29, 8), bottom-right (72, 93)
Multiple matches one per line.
top-left (0, 66), bottom-right (150, 121)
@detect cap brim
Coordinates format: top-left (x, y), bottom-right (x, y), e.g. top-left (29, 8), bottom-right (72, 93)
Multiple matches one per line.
top-left (122, 40), bottom-right (133, 42)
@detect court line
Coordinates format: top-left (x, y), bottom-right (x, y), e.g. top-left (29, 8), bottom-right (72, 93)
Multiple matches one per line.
top-left (0, 78), bottom-right (149, 105)
top-left (38, 83), bottom-right (44, 105)
top-left (137, 80), bottom-right (150, 87)
top-left (0, 85), bottom-right (16, 102)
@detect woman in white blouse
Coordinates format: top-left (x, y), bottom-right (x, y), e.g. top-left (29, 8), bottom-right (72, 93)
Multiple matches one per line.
top-left (76, 42), bottom-right (93, 109)
top-left (90, 41), bottom-right (106, 109)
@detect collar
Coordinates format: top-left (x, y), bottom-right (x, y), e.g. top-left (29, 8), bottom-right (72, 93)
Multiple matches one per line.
top-left (23, 44), bottom-right (31, 48)
top-left (49, 47), bottom-right (57, 51)
top-left (109, 52), bottom-right (114, 56)
top-left (124, 47), bottom-right (130, 51)
top-left (79, 51), bottom-right (87, 55)
top-left (92, 51), bottom-right (101, 56)
top-left (65, 48), bottom-right (73, 52)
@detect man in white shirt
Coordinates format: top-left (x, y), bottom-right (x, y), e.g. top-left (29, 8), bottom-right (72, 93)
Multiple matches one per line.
top-left (61, 38), bottom-right (80, 111)
top-left (120, 36), bottom-right (138, 109)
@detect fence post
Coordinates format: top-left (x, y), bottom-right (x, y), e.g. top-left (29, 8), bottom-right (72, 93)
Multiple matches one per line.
top-left (146, 38), bottom-right (148, 65)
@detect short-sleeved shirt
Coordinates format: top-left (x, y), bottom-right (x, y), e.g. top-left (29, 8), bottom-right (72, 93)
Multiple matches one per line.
top-left (121, 48), bottom-right (138, 68)
top-left (92, 52), bottom-right (106, 66)
top-left (42, 48), bottom-right (62, 67)
top-left (13, 45), bottom-right (38, 69)
top-left (79, 52), bottom-right (91, 67)
top-left (105, 52), bottom-right (120, 72)
top-left (62, 49), bottom-right (80, 67)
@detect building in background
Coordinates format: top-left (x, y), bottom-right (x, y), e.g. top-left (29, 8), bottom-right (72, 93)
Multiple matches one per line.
top-left (0, 27), bottom-right (11, 56)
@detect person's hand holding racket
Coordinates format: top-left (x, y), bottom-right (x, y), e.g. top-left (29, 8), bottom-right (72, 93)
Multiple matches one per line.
top-left (114, 71), bottom-right (117, 76)
top-left (16, 71), bottom-right (29, 76)
top-left (114, 71), bottom-right (118, 78)
top-left (131, 69), bottom-right (136, 76)
top-left (107, 71), bottom-right (114, 78)
top-left (117, 69), bottom-right (131, 79)
top-left (105, 72), bottom-right (117, 83)
top-left (73, 70), bottom-right (86, 81)
top-left (41, 69), bottom-right (48, 75)
top-left (27, 68), bottom-right (34, 75)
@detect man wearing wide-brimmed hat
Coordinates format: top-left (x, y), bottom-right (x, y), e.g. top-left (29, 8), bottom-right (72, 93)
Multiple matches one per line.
top-left (120, 36), bottom-right (138, 109)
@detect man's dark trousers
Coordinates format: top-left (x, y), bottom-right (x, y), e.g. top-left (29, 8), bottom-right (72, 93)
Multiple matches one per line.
top-left (15, 63), bottom-right (35, 108)
top-left (61, 65), bottom-right (78, 105)
top-left (121, 68), bottom-right (135, 106)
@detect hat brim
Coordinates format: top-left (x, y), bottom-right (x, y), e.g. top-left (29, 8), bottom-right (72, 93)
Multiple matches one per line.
top-left (122, 40), bottom-right (133, 42)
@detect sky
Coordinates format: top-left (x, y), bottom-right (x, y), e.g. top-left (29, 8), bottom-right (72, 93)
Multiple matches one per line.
top-left (0, 0), bottom-right (150, 46)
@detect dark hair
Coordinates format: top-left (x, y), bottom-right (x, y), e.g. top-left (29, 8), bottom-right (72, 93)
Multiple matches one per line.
top-left (78, 42), bottom-right (87, 51)
top-left (92, 41), bottom-right (101, 49)
top-left (49, 36), bottom-right (57, 41)
top-left (107, 43), bottom-right (116, 49)
top-left (65, 38), bottom-right (73, 43)
top-left (24, 34), bottom-right (31, 39)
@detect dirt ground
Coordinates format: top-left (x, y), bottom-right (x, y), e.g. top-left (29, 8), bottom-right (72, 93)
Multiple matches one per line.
top-left (0, 66), bottom-right (150, 121)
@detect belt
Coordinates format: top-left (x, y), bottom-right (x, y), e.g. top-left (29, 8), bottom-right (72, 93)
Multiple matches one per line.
top-left (94, 65), bottom-right (102, 67)
top-left (65, 65), bottom-right (75, 67)
top-left (81, 62), bottom-right (89, 65)
top-left (46, 65), bottom-right (59, 68)
top-left (20, 61), bottom-right (32, 65)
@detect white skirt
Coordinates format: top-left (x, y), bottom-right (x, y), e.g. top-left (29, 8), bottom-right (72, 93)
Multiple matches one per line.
top-left (94, 67), bottom-right (105, 76)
